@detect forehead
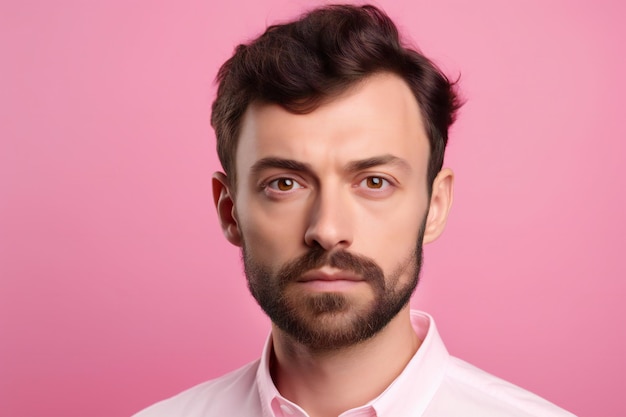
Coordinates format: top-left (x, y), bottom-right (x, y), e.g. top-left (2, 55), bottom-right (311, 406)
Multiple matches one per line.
top-left (235, 73), bottom-right (429, 175)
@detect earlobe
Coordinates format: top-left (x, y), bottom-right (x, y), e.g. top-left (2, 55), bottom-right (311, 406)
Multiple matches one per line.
top-left (423, 168), bottom-right (454, 244)
top-left (212, 172), bottom-right (242, 247)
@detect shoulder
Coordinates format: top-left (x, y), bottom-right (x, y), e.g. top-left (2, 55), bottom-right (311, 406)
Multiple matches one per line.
top-left (429, 357), bottom-right (576, 417)
top-left (132, 360), bottom-right (261, 417)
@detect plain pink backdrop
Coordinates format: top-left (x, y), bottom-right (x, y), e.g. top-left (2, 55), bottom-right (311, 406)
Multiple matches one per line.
top-left (1, 0), bottom-right (624, 416)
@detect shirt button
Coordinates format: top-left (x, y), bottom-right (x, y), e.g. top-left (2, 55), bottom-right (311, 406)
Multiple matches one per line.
top-left (280, 404), bottom-right (294, 415)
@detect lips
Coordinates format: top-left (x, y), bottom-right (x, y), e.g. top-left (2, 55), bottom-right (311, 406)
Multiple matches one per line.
top-left (297, 269), bottom-right (365, 283)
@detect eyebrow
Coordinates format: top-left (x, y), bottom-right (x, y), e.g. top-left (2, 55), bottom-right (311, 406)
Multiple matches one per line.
top-left (249, 154), bottom-right (411, 177)
top-left (345, 154), bottom-right (411, 173)
top-left (249, 157), bottom-right (314, 178)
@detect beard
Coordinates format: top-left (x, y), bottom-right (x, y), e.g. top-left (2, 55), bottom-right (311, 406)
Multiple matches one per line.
top-left (243, 222), bottom-right (426, 352)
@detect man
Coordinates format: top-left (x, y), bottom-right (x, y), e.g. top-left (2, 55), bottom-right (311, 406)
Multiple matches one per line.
top-left (135, 4), bottom-right (575, 417)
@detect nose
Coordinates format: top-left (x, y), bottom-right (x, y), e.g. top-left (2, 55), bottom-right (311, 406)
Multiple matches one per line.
top-left (303, 186), bottom-right (353, 251)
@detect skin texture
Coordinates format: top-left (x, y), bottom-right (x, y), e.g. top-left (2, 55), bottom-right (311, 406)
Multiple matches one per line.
top-left (212, 73), bottom-right (454, 417)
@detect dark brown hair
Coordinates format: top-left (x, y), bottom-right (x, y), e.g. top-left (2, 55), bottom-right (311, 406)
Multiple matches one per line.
top-left (211, 4), bottom-right (462, 191)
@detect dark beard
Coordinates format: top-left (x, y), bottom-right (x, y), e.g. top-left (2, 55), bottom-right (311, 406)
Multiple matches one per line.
top-left (242, 223), bottom-right (425, 352)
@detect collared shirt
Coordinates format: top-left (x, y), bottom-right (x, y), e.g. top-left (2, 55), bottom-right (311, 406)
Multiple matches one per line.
top-left (134, 311), bottom-right (576, 417)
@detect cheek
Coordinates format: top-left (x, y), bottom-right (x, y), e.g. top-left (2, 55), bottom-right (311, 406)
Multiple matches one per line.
top-left (237, 202), bottom-right (308, 267)
top-left (356, 197), bottom-right (427, 263)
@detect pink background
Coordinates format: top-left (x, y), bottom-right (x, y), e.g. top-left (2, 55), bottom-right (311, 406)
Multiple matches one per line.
top-left (1, 0), bottom-right (624, 416)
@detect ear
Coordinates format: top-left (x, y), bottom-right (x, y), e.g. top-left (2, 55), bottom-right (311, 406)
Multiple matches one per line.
top-left (423, 168), bottom-right (454, 244)
top-left (212, 172), bottom-right (242, 247)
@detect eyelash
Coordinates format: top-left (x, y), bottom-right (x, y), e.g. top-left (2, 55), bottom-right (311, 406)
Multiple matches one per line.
top-left (358, 176), bottom-right (391, 190)
top-left (265, 177), bottom-right (304, 192)
top-left (260, 175), bottom-right (396, 198)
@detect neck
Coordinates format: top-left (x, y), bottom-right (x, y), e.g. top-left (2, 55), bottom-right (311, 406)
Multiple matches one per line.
top-left (270, 306), bottom-right (420, 417)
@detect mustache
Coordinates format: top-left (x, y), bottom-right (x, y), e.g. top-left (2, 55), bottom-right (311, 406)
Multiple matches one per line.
top-left (276, 245), bottom-right (386, 290)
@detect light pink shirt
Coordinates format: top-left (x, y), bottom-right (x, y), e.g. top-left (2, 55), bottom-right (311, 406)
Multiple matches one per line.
top-left (134, 311), bottom-right (575, 417)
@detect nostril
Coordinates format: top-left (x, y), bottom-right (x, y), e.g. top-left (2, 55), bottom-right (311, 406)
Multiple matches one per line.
top-left (304, 228), bottom-right (352, 251)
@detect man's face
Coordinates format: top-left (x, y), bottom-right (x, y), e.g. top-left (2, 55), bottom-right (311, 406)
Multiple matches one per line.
top-left (225, 74), bottom-right (436, 351)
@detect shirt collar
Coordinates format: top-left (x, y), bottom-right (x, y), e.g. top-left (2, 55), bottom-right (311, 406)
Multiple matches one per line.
top-left (255, 310), bottom-right (450, 417)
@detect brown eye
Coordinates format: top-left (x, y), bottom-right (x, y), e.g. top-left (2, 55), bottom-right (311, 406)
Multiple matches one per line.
top-left (267, 178), bottom-right (303, 192)
top-left (277, 178), bottom-right (294, 191)
top-left (365, 177), bottom-right (385, 189)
